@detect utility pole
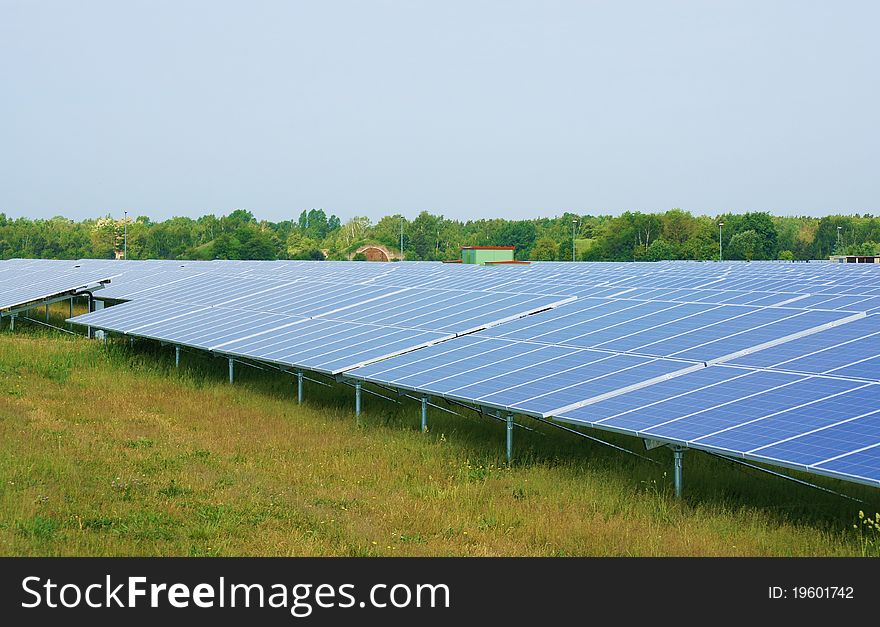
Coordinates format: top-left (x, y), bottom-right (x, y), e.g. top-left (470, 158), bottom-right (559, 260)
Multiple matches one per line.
top-left (123, 210), bottom-right (128, 260)
top-left (718, 221), bottom-right (724, 261)
top-left (571, 217), bottom-right (579, 262)
top-left (837, 226), bottom-right (842, 250)
top-left (400, 217), bottom-right (404, 260)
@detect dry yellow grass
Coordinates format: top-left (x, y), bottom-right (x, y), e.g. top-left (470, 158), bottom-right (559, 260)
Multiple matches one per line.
top-left (0, 317), bottom-right (878, 556)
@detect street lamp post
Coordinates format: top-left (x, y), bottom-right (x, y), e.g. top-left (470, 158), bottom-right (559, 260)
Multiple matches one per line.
top-left (837, 226), bottom-right (842, 250)
top-left (718, 221), bottom-right (724, 261)
top-left (123, 210), bottom-right (128, 260)
top-left (571, 218), bottom-right (579, 262)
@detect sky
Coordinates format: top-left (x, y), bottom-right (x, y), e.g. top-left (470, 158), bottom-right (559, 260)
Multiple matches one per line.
top-left (0, 0), bottom-right (877, 223)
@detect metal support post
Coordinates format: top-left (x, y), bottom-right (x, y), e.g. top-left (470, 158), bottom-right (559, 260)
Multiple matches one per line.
top-left (45, 304), bottom-right (49, 322)
top-left (175, 346), bottom-right (180, 368)
top-left (421, 396), bottom-right (428, 432)
top-left (355, 381), bottom-right (362, 420)
top-left (506, 412), bottom-right (514, 463)
top-left (90, 300), bottom-right (104, 341)
top-left (297, 371), bottom-right (304, 404)
top-left (672, 446), bottom-right (685, 498)
top-left (9, 315), bottom-right (15, 332)
top-left (228, 358), bottom-right (234, 384)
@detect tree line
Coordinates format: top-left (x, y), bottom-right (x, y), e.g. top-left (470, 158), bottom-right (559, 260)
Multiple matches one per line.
top-left (1, 209), bottom-right (877, 262)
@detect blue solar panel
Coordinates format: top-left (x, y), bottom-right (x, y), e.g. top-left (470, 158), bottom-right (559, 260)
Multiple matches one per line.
top-left (587, 307), bottom-right (775, 353)
top-left (71, 299), bottom-right (209, 333)
top-left (215, 320), bottom-right (448, 374)
top-left (570, 369), bottom-right (804, 433)
top-left (729, 314), bottom-right (880, 380)
top-left (545, 366), bottom-right (746, 424)
top-left (657, 309), bottom-right (856, 361)
top-left (752, 414), bottom-right (880, 467)
top-left (350, 337), bottom-right (695, 416)
top-left (647, 378), bottom-right (862, 443)
top-left (386, 341), bottom-right (575, 390)
top-left (554, 369), bottom-right (880, 485)
top-left (225, 282), bottom-right (407, 317)
top-left (125, 308), bottom-right (305, 349)
top-left (25, 256), bottom-right (878, 488)
top-left (500, 359), bottom-right (690, 415)
top-left (815, 445), bottom-right (880, 483)
top-left (694, 384), bottom-right (878, 452)
top-left (69, 276), bottom-right (571, 374)
top-left (0, 267), bottom-right (113, 311)
top-left (433, 348), bottom-right (627, 400)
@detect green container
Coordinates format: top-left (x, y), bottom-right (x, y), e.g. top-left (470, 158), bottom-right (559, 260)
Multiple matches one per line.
top-left (461, 247), bottom-right (515, 265)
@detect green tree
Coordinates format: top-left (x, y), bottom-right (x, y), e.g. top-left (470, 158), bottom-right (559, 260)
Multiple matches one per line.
top-left (494, 221), bottom-right (537, 259)
top-left (338, 216), bottom-right (372, 251)
top-left (530, 238), bottom-right (559, 261)
top-left (644, 239), bottom-right (678, 261)
top-left (815, 216), bottom-right (854, 257)
top-left (661, 209), bottom-right (698, 245)
top-left (739, 212), bottom-right (778, 259)
top-left (408, 211), bottom-right (441, 260)
top-left (286, 232), bottom-right (323, 260)
top-left (372, 214), bottom-right (408, 252)
top-left (726, 230), bottom-right (762, 261)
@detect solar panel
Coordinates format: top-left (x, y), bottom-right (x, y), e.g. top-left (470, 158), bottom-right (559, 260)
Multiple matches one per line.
top-left (215, 319), bottom-right (449, 374)
top-left (0, 267), bottom-right (112, 312)
top-left (348, 336), bottom-right (698, 415)
top-left (115, 307), bottom-right (306, 350)
top-left (11, 256), bottom-right (880, 491)
top-left (553, 367), bottom-right (880, 486)
top-left (68, 277), bottom-right (573, 374)
top-left (729, 314), bottom-right (880, 380)
top-left (477, 297), bottom-right (860, 362)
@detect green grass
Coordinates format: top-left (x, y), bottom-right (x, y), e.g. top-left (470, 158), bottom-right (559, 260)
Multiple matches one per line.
top-left (574, 238), bottom-right (595, 257)
top-left (1, 308), bottom-right (879, 556)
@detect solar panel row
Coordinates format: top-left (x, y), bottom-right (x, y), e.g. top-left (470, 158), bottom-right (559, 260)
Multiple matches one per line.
top-left (2, 257), bottom-right (880, 490)
top-left (70, 280), bottom-right (575, 374)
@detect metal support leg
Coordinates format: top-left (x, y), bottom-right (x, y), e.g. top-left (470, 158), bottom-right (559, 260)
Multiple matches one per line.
top-left (355, 381), bottom-right (362, 420)
top-left (506, 412), bottom-right (514, 463)
top-left (297, 371), bottom-right (303, 404)
top-left (421, 396), bottom-right (428, 432)
top-left (228, 358), bottom-right (234, 384)
top-left (9, 315), bottom-right (15, 332)
top-left (175, 346), bottom-right (180, 368)
top-left (672, 446), bottom-right (685, 498)
top-left (45, 304), bottom-right (49, 322)
top-left (69, 298), bottom-right (73, 319)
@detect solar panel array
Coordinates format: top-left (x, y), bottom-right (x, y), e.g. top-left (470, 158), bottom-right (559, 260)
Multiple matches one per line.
top-left (0, 259), bottom-right (112, 312)
top-left (2, 256), bottom-right (880, 490)
top-left (68, 264), bottom-right (574, 374)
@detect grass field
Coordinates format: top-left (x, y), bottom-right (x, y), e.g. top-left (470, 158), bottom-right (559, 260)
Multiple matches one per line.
top-left (1, 304), bottom-right (879, 556)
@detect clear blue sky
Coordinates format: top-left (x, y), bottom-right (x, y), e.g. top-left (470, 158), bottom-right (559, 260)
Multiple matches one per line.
top-left (1, 0), bottom-right (877, 222)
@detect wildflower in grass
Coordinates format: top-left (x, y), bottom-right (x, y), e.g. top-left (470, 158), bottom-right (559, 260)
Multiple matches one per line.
top-left (854, 510), bottom-right (880, 557)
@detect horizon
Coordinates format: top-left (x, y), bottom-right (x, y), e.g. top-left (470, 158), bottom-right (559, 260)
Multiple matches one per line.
top-left (2, 207), bottom-right (878, 225)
